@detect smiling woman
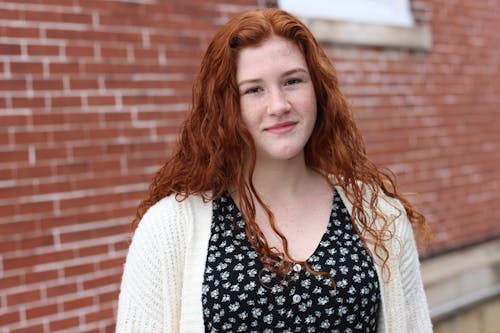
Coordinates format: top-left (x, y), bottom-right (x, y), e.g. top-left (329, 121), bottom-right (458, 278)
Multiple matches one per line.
top-left (237, 35), bottom-right (317, 164)
top-left (116, 8), bottom-right (432, 333)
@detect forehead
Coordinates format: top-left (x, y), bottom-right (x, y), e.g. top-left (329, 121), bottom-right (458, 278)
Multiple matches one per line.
top-left (236, 35), bottom-right (307, 81)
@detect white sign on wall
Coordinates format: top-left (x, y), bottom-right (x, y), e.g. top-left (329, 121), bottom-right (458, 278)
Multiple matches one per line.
top-left (278, 0), bottom-right (415, 27)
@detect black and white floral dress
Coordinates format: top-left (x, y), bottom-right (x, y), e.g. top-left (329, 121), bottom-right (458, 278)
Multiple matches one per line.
top-left (202, 190), bottom-right (380, 332)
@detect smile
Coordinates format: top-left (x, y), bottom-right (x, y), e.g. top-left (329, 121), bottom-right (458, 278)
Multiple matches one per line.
top-left (264, 121), bottom-right (297, 134)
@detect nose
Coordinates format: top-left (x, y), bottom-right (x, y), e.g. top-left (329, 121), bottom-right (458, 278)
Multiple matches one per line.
top-left (267, 88), bottom-right (291, 116)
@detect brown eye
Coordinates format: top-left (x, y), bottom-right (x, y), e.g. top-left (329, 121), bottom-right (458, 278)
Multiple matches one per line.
top-left (285, 78), bottom-right (302, 86)
top-left (244, 87), bottom-right (262, 95)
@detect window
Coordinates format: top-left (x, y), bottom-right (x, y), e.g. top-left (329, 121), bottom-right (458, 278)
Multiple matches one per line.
top-left (278, 0), bottom-right (431, 51)
top-left (278, 0), bottom-right (415, 27)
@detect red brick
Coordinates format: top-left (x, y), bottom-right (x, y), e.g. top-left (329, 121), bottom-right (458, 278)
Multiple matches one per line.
top-left (0, 220), bottom-right (37, 237)
top-left (41, 211), bottom-right (107, 229)
top-left (87, 95), bottom-right (115, 106)
top-left (0, 79), bottom-right (26, 91)
top-left (25, 269), bottom-right (59, 284)
top-left (47, 282), bottom-right (78, 298)
top-left (101, 46), bottom-right (128, 58)
top-left (35, 146), bottom-right (69, 160)
top-left (2, 26), bottom-right (39, 38)
top-left (37, 180), bottom-right (73, 194)
top-left (0, 204), bottom-right (16, 217)
top-left (51, 96), bottom-right (82, 108)
top-left (0, 8), bottom-right (20, 20)
top-left (98, 257), bottom-right (124, 270)
top-left (52, 127), bottom-right (86, 141)
top-left (85, 307), bottom-right (114, 323)
top-left (20, 234), bottom-right (54, 249)
top-left (86, 128), bottom-right (120, 140)
top-left (0, 43), bottom-right (21, 55)
top-left (55, 161), bottom-right (90, 175)
top-left (63, 296), bottom-right (94, 311)
top-left (11, 324), bottom-right (44, 333)
top-left (32, 79), bottom-right (64, 91)
top-left (49, 62), bottom-right (80, 74)
top-left (3, 250), bottom-right (74, 270)
top-left (69, 78), bottom-right (99, 90)
top-left (66, 45), bottom-right (94, 58)
top-left (103, 112), bottom-right (131, 122)
top-left (104, 323), bottom-right (116, 333)
top-left (7, 289), bottom-right (41, 306)
top-left (27, 44), bottom-right (60, 56)
top-left (98, 289), bottom-right (120, 303)
top-left (113, 240), bottom-right (130, 252)
top-left (14, 130), bottom-right (51, 145)
top-left (10, 62), bottom-right (43, 74)
top-left (72, 145), bottom-right (106, 158)
top-left (0, 149), bottom-right (29, 163)
top-left (18, 201), bottom-right (53, 215)
top-left (61, 224), bottom-right (125, 243)
top-left (0, 132), bottom-right (11, 145)
top-left (133, 47), bottom-right (159, 60)
top-left (24, 10), bottom-right (92, 24)
top-left (82, 272), bottom-right (121, 290)
top-left (0, 97), bottom-right (7, 108)
top-left (0, 167), bottom-right (13, 180)
top-left (64, 263), bottom-right (95, 277)
top-left (12, 97), bottom-right (45, 108)
top-left (26, 303), bottom-right (58, 319)
top-left (0, 115), bottom-right (29, 126)
top-left (16, 165), bottom-right (52, 179)
top-left (49, 316), bottom-right (79, 332)
top-left (0, 310), bottom-right (21, 325)
top-left (89, 159), bottom-right (121, 173)
top-left (46, 29), bottom-right (141, 44)
top-left (122, 94), bottom-right (179, 105)
top-left (0, 275), bottom-right (22, 289)
top-left (78, 244), bottom-right (109, 257)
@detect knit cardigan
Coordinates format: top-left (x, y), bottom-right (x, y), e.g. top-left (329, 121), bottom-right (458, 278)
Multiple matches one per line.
top-left (116, 186), bottom-right (433, 333)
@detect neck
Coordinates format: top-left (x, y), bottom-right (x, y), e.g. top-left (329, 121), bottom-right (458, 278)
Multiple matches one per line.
top-left (248, 153), bottom-right (321, 203)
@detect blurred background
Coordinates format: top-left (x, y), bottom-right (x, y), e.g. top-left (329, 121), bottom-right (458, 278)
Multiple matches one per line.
top-left (0, 0), bottom-right (499, 332)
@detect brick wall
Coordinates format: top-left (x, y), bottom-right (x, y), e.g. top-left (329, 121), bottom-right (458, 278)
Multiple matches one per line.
top-left (0, 0), bottom-right (499, 331)
top-left (332, 0), bottom-right (500, 253)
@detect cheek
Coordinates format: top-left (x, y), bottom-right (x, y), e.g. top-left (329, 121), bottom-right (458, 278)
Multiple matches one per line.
top-left (240, 101), bottom-right (260, 129)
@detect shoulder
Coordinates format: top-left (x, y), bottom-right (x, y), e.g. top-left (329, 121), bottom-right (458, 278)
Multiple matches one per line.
top-left (335, 183), bottom-right (411, 238)
top-left (118, 194), bottom-right (212, 331)
top-left (132, 193), bottom-right (212, 248)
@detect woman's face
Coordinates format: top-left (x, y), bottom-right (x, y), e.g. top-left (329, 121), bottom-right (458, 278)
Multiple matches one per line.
top-left (236, 35), bottom-right (317, 163)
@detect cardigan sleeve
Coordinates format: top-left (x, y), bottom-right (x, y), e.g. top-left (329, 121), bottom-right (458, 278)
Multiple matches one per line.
top-left (116, 197), bottom-right (187, 333)
top-left (397, 211), bottom-right (433, 333)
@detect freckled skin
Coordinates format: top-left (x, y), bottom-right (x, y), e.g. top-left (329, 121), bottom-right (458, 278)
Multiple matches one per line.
top-left (237, 35), bottom-right (317, 163)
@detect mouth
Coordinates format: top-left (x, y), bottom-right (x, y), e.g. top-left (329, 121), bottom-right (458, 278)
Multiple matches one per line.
top-left (264, 121), bottom-right (298, 134)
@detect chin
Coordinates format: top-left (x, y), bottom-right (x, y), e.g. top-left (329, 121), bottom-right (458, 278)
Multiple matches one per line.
top-left (258, 146), bottom-right (305, 161)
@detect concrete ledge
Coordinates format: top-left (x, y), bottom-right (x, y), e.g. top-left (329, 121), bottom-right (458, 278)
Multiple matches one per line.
top-left (302, 18), bottom-right (432, 51)
top-left (432, 284), bottom-right (500, 322)
top-left (421, 238), bottom-right (500, 323)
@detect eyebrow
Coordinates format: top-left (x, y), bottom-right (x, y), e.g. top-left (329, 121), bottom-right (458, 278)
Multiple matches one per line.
top-left (237, 68), bottom-right (309, 87)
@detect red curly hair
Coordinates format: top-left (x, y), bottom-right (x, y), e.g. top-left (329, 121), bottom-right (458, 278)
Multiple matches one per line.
top-left (132, 8), bottom-right (427, 284)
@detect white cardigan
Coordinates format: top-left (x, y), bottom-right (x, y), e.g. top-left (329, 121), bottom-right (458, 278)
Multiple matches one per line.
top-left (116, 186), bottom-right (433, 332)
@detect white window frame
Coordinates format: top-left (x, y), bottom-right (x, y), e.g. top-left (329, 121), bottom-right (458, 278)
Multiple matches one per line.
top-left (278, 0), bottom-right (415, 27)
top-left (277, 0), bottom-right (432, 51)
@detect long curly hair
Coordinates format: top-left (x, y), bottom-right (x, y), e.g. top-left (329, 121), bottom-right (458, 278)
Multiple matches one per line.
top-left (132, 8), bottom-right (427, 284)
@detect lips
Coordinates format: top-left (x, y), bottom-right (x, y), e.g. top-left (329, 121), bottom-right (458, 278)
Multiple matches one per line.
top-left (264, 121), bottom-right (297, 134)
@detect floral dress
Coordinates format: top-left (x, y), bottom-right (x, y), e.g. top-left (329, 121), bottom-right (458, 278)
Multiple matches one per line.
top-left (202, 190), bottom-right (380, 333)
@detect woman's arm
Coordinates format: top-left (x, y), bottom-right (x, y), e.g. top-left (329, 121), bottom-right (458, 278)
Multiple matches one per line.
top-left (397, 212), bottom-right (433, 333)
top-left (116, 197), bottom-right (186, 332)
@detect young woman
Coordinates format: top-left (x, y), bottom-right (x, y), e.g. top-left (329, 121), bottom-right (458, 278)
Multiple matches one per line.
top-left (116, 8), bottom-right (432, 333)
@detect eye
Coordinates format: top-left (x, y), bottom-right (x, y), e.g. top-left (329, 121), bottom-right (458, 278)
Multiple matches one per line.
top-left (243, 86), bottom-right (262, 95)
top-left (284, 78), bottom-right (303, 86)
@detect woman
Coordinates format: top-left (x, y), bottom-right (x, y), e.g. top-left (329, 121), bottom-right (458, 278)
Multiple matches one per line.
top-left (116, 8), bottom-right (432, 333)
